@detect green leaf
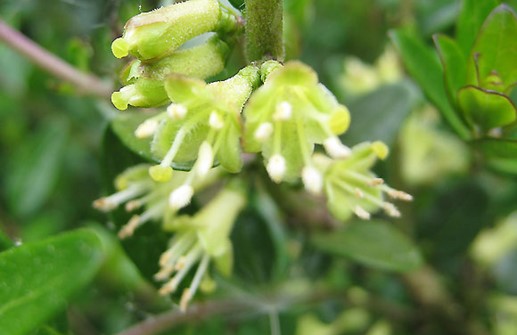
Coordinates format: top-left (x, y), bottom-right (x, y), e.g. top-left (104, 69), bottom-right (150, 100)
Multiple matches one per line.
top-left (468, 5), bottom-right (517, 89)
top-left (390, 29), bottom-right (471, 139)
top-left (341, 80), bottom-right (420, 146)
top-left (473, 138), bottom-right (517, 174)
top-left (433, 34), bottom-right (468, 104)
top-left (311, 220), bottom-right (423, 272)
top-left (458, 86), bottom-right (516, 130)
top-left (0, 229), bottom-right (13, 252)
top-left (456, 0), bottom-right (498, 56)
top-left (0, 229), bottom-right (104, 335)
top-left (5, 120), bottom-right (68, 217)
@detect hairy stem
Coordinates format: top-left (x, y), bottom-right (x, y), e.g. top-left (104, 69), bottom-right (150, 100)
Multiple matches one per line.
top-left (244, 0), bottom-right (284, 62)
top-left (0, 19), bottom-right (112, 98)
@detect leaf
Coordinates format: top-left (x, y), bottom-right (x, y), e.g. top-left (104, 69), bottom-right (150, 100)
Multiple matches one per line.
top-left (341, 80), bottom-right (419, 146)
top-left (468, 5), bottom-right (517, 89)
top-left (312, 220), bottom-right (423, 272)
top-left (458, 86), bottom-right (516, 130)
top-left (5, 120), bottom-right (68, 217)
top-left (0, 229), bottom-right (13, 252)
top-left (433, 34), bottom-right (468, 104)
top-left (473, 138), bottom-right (517, 174)
top-left (0, 229), bottom-right (104, 335)
top-left (455, 0), bottom-right (498, 56)
top-left (390, 29), bottom-right (471, 139)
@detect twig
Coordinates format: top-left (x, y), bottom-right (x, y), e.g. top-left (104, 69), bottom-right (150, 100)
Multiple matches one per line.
top-left (0, 19), bottom-right (112, 99)
top-left (115, 288), bottom-right (411, 335)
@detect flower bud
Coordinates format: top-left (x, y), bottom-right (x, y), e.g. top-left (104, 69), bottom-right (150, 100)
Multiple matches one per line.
top-left (112, 0), bottom-right (221, 60)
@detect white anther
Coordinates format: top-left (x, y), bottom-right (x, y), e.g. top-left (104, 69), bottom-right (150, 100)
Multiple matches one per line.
top-left (167, 103), bottom-right (188, 119)
top-left (169, 184), bottom-right (194, 210)
top-left (196, 142), bottom-right (214, 177)
top-left (354, 205), bottom-right (371, 220)
top-left (209, 111), bottom-right (224, 130)
top-left (266, 154), bottom-right (286, 183)
top-left (323, 137), bottom-right (352, 159)
top-left (273, 101), bottom-right (292, 121)
top-left (134, 119), bottom-right (159, 138)
top-left (302, 166), bottom-right (323, 194)
top-left (254, 122), bottom-right (274, 142)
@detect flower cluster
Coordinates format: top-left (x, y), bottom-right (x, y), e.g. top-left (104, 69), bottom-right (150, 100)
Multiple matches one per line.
top-left (99, 0), bottom-right (413, 310)
top-left (94, 164), bottom-right (245, 310)
top-left (111, 0), bottom-right (239, 110)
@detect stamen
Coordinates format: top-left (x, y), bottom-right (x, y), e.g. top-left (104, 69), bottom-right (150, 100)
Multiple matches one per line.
top-left (169, 184), bottom-right (194, 210)
top-left (385, 188), bottom-right (413, 201)
top-left (159, 245), bottom-right (202, 295)
top-left (266, 154), bottom-right (286, 183)
top-left (354, 205), bottom-right (371, 220)
top-left (254, 122), bottom-right (274, 142)
top-left (118, 215), bottom-right (141, 239)
top-left (180, 253), bottom-right (210, 311)
top-left (273, 101), bottom-right (292, 121)
top-left (383, 203), bottom-right (401, 217)
top-left (208, 111), bottom-right (224, 130)
top-left (323, 137), bottom-right (351, 159)
top-left (134, 119), bottom-right (159, 138)
top-left (125, 200), bottom-right (142, 212)
top-left (302, 166), bottom-right (323, 194)
top-left (159, 233), bottom-right (196, 267)
top-left (195, 142), bottom-right (214, 177)
top-left (93, 184), bottom-right (146, 212)
top-left (354, 188), bottom-right (364, 198)
top-left (368, 178), bottom-right (384, 186)
top-left (167, 103), bottom-right (188, 120)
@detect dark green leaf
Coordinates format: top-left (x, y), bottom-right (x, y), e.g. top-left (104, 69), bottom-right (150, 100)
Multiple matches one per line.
top-left (390, 29), bottom-right (471, 139)
top-left (312, 220), bottom-right (423, 272)
top-left (0, 229), bottom-right (13, 252)
top-left (0, 229), bottom-right (104, 335)
top-left (433, 34), bottom-right (468, 104)
top-left (458, 86), bottom-right (516, 130)
top-left (5, 120), bottom-right (68, 217)
top-left (342, 80), bottom-right (420, 146)
top-left (468, 5), bottom-right (517, 89)
top-left (473, 138), bottom-right (517, 174)
top-left (456, 0), bottom-right (498, 56)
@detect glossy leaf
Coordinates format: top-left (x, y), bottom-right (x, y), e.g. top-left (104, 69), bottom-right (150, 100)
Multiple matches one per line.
top-left (312, 220), bottom-right (423, 272)
top-left (342, 80), bottom-right (419, 146)
top-left (468, 5), bottom-right (517, 89)
top-left (456, 0), bottom-right (498, 56)
top-left (433, 34), bottom-right (467, 104)
top-left (0, 229), bottom-right (104, 335)
top-left (390, 29), bottom-right (471, 139)
top-left (458, 86), bottom-right (516, 130)
top-left (0, 229), bottom-right (12, 252)
top-left (474, 138), bottom-right (517, 174)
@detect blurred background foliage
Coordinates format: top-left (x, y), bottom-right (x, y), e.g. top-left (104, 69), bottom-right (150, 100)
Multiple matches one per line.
top-left (1, 0), bottom-right (517, 335)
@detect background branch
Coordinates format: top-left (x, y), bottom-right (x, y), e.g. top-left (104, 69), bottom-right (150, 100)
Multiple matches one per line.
top-left (0, 19), bottom-right (112, 99)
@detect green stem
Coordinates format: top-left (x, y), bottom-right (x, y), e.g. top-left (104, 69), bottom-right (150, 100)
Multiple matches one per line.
top-left (244, 0), bottom-right (284, 62)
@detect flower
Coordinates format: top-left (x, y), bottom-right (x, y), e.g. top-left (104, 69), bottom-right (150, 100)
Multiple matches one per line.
top-left (244, 61), bottom-right (351, 183)
top-left (111, 0), bottom-right (222, 60)
top-left (111, 36), bottom-right (230, 111)
top-left (314, 142), bottom-right (412, 222)
top-left (156, 185), bottom-right (246, 310)
top-left (146, 65), bottom-right (260, 181)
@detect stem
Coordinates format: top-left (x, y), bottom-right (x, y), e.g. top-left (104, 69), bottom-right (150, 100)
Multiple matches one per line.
top-left (115, 288), bottom-right (411, 335)
top-left (244, 0), bottom-right (284, 62)
top-left (0, 19), bottom-right (112, 99)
